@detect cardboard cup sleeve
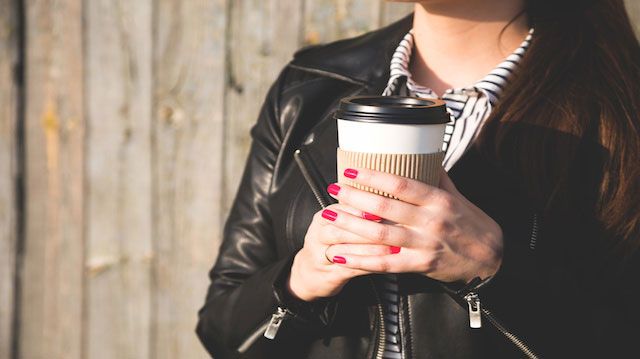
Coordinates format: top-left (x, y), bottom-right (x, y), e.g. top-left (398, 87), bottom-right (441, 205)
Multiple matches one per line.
top-left (337, 147), bottom-right (445, 199)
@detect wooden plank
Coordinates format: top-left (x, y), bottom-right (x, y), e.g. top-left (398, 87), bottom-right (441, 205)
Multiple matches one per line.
top-left (19, 0), bottom-right (85, 358)
top-left (302, 0), bottom-right (381, 45)
top-left (222, 1), bottom-right (304, 213)
top-left (627, 0), bottom-right (640, 36)
top-left (84, 0), bottom-right (152, 358)
top-left (0, 1), bottom-right (19, 358)
top-left (152, 0), bottom-right (227, 357)
top-left (380, 0), bottom-right (414, 27)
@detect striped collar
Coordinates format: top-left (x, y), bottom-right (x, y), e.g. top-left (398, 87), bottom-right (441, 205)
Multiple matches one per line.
top-left (383, 28), bottom-right (535, 109)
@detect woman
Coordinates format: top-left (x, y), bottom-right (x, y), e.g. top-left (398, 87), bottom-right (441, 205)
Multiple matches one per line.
top-left (196, 0), bottom-right (640, 358)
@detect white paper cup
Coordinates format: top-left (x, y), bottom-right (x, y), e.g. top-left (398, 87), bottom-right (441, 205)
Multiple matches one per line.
top-left (334, 96), bottom-right (448, 197)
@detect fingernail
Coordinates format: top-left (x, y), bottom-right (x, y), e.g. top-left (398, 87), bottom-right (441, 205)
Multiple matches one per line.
top-left (390, 246), bottom-right (401, 254)
top-left (344, 168), bottom-right (358, 179)
top-left (332, 256), bottom-right (347, 264)
top-left (322, 209), bottom-right (338, 221)
top-left (327, 183), bottom-right (341, 196)
top-left (362, 212), bottom-right (382, 221)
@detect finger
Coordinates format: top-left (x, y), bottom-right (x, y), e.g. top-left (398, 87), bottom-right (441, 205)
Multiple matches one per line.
top-left (340, 167), bottom-right (447, 206)
top-left (327, 182), bottom-right (419, 225)
top-left (329, 251), bottom-right (438, 275)
top-left (330, 264), bottom-right (374, 280)
top-left (324, 203), bottom-right (383, 222)
top-left (317, 220), bottom-right (375, 246)
top-left (319, 207), bottom-right (412, 247)
top-left (325, 243), bottom-right (401, 258)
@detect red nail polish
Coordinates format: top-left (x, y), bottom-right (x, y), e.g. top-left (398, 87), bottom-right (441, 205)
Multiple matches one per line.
top-left (362, 212), bottom-right (382, 221)
top-left (327, 183), bottom-right (341, 196)
top-left (390, 246), bottom-right (401, 254)
top-left (332, 255), bottom-right (346, 264)
top-left (344, 168), bottom-right (358, 179)
top-left (322, 209), bottom-right (338, 221)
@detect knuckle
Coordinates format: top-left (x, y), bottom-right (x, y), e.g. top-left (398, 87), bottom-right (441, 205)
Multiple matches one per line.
top-left (390, 177), bottom-right (410, 196)
top-left (375, 259), bottom-right (391, 273)
top-left (436, 193), bottom-right (455, 211)
top-left (373, 225), bottom-right (390, 243)
top-left (419, 255), bottom-right (437, 273)
top-left (429, 218), bottom-right (450, 235)
top-left (373, 198), bottom-right (391, 214)
top-left (425, 238), bottom-right (444, 251)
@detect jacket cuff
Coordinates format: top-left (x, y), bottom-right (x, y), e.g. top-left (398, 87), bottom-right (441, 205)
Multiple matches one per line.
top-left (271, 251), bottom-right (339, 329)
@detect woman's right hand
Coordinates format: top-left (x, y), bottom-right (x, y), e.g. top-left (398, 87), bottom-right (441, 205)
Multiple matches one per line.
top-left (286, 203), bottom-right (397, 302)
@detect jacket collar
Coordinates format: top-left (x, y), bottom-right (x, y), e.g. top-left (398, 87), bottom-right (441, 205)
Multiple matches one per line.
top-left (289, 13), bottom-right (414, 91)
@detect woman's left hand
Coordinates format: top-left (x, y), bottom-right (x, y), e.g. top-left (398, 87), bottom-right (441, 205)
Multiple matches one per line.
top-left (324, 167), bottom-right (504, 284)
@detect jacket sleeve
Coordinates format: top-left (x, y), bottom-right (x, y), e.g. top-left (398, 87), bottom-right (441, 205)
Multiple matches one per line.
top-left (195, 66), bottom-right (334, 358)
top-left (472, 206), bottom-right (640, 358)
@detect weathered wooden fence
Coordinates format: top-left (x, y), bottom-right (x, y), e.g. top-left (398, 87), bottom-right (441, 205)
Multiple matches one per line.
top-left (0, 1), bottom-right (637, 358)
top-left (0, 1), bottom-right (413, 358)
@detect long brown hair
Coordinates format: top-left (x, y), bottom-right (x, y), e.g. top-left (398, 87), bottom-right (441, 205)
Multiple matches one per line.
top-left (476, 0), bottom-right (640, 263)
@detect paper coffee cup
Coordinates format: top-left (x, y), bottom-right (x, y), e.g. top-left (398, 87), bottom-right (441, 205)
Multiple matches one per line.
top-left (334, 96), bottom-right (448, 198)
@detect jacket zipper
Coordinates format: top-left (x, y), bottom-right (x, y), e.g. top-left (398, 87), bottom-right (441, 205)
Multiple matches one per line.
top-left (369, 277), bottom-right (386, 359)
top-left (479, 304), bottom-right (540, 359)
top-left (294, 149), bottom-right (329, 208)
top-left (464, 292), bottom-right (482, 328)
top-left (398, 293), bottom-right (408, 359)
top-left (236, 306), bottom-right (293, 353)
top-left (529, 211), bottom-right (540, 250)
top-left (453, 289), bottom-right (539, 359)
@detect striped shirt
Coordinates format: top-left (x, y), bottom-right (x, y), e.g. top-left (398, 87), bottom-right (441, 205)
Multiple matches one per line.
top-left (377, 27), bottom-right (534, 358)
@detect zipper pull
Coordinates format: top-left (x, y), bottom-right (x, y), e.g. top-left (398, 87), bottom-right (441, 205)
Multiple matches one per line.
top-left (263, 307), bottom-right (289, 340)
top-left (464, 292), bottom-right (482, 328)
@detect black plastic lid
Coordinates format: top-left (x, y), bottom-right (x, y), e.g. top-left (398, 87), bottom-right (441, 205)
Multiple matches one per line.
top-left (334, 95), bottom-right (449, 124)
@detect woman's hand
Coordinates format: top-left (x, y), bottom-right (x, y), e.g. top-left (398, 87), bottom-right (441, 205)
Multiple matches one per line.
top-left (287, 203), bottom-right (397, 302)
top-left (323, 166), bottom-right (504, 284)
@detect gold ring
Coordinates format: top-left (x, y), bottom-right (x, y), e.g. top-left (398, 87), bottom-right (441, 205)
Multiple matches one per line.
top-left (324, 245), bottom-right (333, 264)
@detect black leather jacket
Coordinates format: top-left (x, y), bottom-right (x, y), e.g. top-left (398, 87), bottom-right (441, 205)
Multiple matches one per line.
top-left (196, 13), bottom-right (640, 359)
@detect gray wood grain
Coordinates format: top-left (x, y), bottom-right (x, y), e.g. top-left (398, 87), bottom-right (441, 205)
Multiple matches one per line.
top-left (380, 0), bottom-right (413, 27)
top-left (0, 1), bottom-right (19, 358)
top-left (303, 0), bottom-right (381, 45)
top-left (152, 0), bottom-right (227, 357)
top-left (223, 0), bottom-right (304, 214)
top-left (84, 0), bottom-right (152, 358)
top-left (19, 0), bottom-right (85, 358)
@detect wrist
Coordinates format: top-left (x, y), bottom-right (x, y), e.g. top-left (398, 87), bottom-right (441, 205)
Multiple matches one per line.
top-left (287, 252), bottom-right (319, 302)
